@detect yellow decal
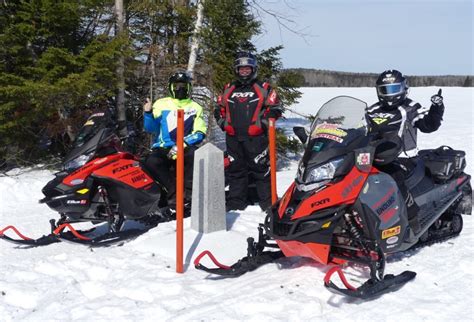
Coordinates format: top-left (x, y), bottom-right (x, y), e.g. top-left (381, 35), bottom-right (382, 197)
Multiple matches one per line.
top-left (315, 127), bottom-right (347, 138)
top-left (382, 225), bottom-right (401, 239)
top-left (373, 118), bottom-right (388, 125)
top-left (321, 222), bottom-right (331, 229)
top-left (84, 120), bottom-right (95, 126)
top-left (76, 188), bottom-right (89, 194)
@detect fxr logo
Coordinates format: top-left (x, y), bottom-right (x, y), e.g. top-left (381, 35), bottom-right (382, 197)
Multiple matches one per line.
top-left (311, 198), bottom-right (330, 208)
top-left (231, 92), bottom-right (254, 98)
top-left (382, 76), bottom-right (396, 82)
top-left (112, 164), bottom-right (133, 174)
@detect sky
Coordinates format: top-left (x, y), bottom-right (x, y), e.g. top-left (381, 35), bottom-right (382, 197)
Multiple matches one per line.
top-left (252, 0), bottom-right (473, 75)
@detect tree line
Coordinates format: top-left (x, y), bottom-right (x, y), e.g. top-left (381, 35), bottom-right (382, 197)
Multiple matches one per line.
top-left (290, 68), bottom-right (473, 87)
top-left (0, 0), bottom-right (302, 168)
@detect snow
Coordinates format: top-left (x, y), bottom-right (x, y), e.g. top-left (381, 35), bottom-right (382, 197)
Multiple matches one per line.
top-left (1, 87), bottom-right (473, 321)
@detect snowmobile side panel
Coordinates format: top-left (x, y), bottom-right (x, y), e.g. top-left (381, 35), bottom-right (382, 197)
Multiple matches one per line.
top-left (92, 159), bottom-right (155, 190)
top-left (91, 161), bottom-right (161, 219)
top-left (358, 172), bottom-right (409, 253)
top-left (291, 166), bottom-right (369, 220)
top-left (62, 152), bottom-right (134, 187)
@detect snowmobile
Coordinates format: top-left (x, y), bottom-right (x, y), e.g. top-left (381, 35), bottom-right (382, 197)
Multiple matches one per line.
top-left (0, 110), bottom-right (168, 247)
top-left (195, 96), bottom-right (472, 299)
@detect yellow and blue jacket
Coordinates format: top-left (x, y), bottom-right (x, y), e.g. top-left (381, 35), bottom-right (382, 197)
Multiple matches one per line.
top-left (144, 97), bottom-right (207, 148)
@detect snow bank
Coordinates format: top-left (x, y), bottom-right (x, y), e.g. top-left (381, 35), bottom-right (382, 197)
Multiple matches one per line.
top-left (0, 87), bottom-right (472, 321)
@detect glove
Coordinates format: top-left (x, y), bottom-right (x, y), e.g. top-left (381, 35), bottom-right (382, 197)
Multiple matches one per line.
top-left (266, 108), bottom-right (282, 119)
top-left (214, 107), bottom-right (225, 130)
top-left (431, 89), bottom-right (443, 106)
top-left (167, 145), bottom-right (178, 160)
top-left (213, 107), bottom-right (221, 121)
top-left (143, 97), bottom-right (152, 112)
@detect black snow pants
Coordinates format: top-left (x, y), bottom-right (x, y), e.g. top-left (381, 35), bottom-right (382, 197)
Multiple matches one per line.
top-left (226, 134), bottom-right (271, 211)
top-left (144, 146), bottom-right (196, 209)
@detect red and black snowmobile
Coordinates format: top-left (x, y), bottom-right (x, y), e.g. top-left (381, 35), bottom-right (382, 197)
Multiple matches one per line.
top-left (0, 110), bottom-right (168, 247)
top-left (195, 96), bottom-right (472, 299)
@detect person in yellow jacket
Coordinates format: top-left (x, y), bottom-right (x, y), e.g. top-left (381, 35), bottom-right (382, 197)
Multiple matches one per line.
top-left (143, 71), bottom-right (207, 215)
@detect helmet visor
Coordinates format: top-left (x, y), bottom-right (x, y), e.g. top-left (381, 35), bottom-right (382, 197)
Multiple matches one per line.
top-left (377, 83), bottom-right (404, 96)
top-left (234, 57), bottom-right (257, 69)
top-left (173, 82), bottom-right (188, 91)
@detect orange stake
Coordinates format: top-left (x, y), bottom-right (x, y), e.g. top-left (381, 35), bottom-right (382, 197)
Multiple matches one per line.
top-left (176, 109), bottom-right (184, 273)
top-left (268, 117), bottom-right (278, 204)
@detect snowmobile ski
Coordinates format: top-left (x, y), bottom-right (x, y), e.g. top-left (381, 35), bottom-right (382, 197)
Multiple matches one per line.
top-left (0, 225), bottom-right (60, 247)
top-left (195, 226), bottom-right (284, 277)
top-left (324, 265), bottom-right (416, 300)
top-left (0, 216), bottom-right (163, 248)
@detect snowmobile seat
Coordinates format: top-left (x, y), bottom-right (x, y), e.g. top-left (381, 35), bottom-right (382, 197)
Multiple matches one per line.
top-left (404, 157), bottom-right (425, 190)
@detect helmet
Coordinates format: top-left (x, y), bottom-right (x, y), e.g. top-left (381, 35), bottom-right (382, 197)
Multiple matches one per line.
top-left (168, 71), bottom-right (192, 99)
top-left (375, 70), bottom-right (408, 108)
top-left (234, 52), bottom-right (258, 84)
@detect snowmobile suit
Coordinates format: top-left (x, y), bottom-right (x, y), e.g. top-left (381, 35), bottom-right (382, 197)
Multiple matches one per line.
top-left (215, 80), bottom-right (281, 211)
top-left (144, 97), bottom-right (206, 148)
top-left (366, 97), bottom-right (444, 158)
top-left (366, 97), bottom-right (444, 231)
top-left (144, 97), bottom-right (207, 208)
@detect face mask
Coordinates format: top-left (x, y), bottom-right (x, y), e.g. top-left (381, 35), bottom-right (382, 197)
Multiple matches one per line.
top-left (172, 83), bottom-right (189, 99)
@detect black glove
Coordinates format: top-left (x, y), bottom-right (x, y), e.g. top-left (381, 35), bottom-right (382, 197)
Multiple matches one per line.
top-left (213, 107), bottom-right (221, 122)
top-left (267, 108), bottom-right (282, 119)
top-left (431, 89), bottom-right (443, 106)
top-left (167, 145), bottom-right (178, 160)
top-left (213, 107), bottom-right (225, 130)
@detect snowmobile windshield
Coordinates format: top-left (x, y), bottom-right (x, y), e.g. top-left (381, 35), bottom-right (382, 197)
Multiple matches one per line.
top-left (63, 111), bottom-right (118, 172)
top-left (74, 112), bottom-right (114, 148)
top-left (307, 96), bottom-right (368, 154)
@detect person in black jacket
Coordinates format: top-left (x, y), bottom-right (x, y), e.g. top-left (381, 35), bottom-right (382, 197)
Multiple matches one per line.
top-left (214, 52), bottom-right (283, 212)
top-left (366, 69), bottom-right (445, 232)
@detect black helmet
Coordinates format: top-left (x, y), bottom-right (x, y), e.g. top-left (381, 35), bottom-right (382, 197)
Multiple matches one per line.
top-left (375, 70), bottom-right (408, 108)
top-left (234, 52), bottom-right (258, 84)
top-left (168, 71), bottom-right (192, 99)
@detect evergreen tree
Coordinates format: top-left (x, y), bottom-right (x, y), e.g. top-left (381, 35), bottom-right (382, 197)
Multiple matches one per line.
top-left (0, 0), bottom-right (124, 165)
top-left (0, 0), bottom-right (303, 166)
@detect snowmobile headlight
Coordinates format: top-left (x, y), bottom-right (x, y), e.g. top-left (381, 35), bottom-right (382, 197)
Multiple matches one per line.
top-left (64, 151), bottom-right (94, 172)
top-left (304, 157), bottom-right (344, 184)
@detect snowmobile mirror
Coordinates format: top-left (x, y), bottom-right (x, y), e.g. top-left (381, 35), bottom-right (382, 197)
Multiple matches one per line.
top-left (293, 126), bottom-right (308, 145)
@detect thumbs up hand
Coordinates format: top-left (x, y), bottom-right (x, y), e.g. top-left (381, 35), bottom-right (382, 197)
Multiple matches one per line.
top-left (144, 97), bottom-right (152, 112)
top-left (430, 89), bottom-right (443, 107)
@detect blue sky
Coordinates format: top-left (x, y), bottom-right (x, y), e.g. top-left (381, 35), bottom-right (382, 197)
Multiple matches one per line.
top-left (253, 0), bottom-right (473, 75)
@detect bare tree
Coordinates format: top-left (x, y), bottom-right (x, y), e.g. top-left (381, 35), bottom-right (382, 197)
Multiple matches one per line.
top-left (187, 0), bottom-right (205, 78)
top-left (115, 0), bottom-right (127, 136)
top-left (247, 0), bottom-right (313, 42)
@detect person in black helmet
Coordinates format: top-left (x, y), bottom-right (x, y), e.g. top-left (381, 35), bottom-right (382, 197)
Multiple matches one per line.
top-left (214, 51), bottom-right (283, 212)
top-left (366, 69), bottom-right (444, 233)
top-left (143, 70), bottom-right (207, 217)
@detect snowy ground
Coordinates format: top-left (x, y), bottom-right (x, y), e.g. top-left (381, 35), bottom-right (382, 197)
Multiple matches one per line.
top-left (1, 87), bottom-right (473, 321)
